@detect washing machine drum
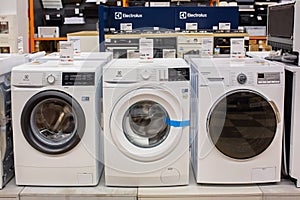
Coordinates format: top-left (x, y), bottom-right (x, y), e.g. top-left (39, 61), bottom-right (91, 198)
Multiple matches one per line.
top-left (123, 100), bottom-right (170, 148)
top-left (21, 90), bottom-right (86, 154)
top-left (207, 90), bottom-right (278, 160)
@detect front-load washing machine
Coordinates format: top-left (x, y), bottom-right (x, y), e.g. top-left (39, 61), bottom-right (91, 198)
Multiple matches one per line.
top-left (12, 60), bottom-right (106, 186)
top-left (0, 54), bottom-right (27, 189)
top-left (35, 52), bottom-right (113, 62)
top-left (103, 58), bottom-right (190, 186)
top-left (283, 65), bottom-right (300, 187)
top-left (190, 58), bottom-right (284, 184)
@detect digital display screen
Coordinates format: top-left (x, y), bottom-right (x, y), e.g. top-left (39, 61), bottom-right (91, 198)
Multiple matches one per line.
top-left (268, 3), bottom-right (294, 38)
top-left (168, 68), bottom-right (190, 81)
top-left (62, 72), bottom-right (95, 86)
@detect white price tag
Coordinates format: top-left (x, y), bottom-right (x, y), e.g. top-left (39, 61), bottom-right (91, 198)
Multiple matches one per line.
top-left (46, 15), bottom-right (50, 20)
top-left (68, 36), bottom-right (80, 53)
top-left (201, 37), bottom-right (214, 57)
top-left (59, 41), bottom-right (74, 65)
top-left (186, 23), bottom-right (198, 31)
top-left (75, 8), bottom-right (80, 15)
top-left (139, 38), bottom-right (153, 59)
top-left (120, 23), bottom-right (133, 32)
top-left (219, 22), bottom-right (231, 31)
top-left (230, 38), bottom-right (245, 58)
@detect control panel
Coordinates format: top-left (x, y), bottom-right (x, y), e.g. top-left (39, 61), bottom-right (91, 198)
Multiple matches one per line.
top-left (168, 68), bottom-right (190, 81)
top-left (257, 72), bottom-right (280, 84)
top-left (62, 72), bottom-right (95, 86)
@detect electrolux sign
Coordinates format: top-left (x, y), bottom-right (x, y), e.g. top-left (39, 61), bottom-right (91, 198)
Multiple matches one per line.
top-left (179, 11), bottom-right (208, 19)
top-left (109, 7), bottom-right (176, 30)
top-left (114, 12), bottom-right (143, 20)
top-left (175, 7), bottom-right (239, 29)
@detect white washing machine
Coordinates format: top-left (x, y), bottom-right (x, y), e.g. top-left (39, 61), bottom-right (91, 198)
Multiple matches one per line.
top-left (0, 54), bottom-right (27, 189)
top-left (12, 60), bottom-right (106, 186)
top-left (283, 65), bottom-right (300, 187)
top-left (190, 58), bottom-right (284, 184)
top-left (35, 52), bottom-right (113, 62)
top-left (103, 58), bottom-right (190, 186)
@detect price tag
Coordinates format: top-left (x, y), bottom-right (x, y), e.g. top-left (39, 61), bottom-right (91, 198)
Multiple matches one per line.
top-left (120, 23), bottom-right (133, 32)
top-left (139, 38), bottom-right (153, 59)
top-left (219, 23), bottom-right (231, 31)
top-left (230, 38), bottom-right (245, 58)
top-left (59, 41), bottom-right (74, 65)
top-left (68, 36), bottom-right (80, 53)
top-left (186, 23), bottom-right (198, 31)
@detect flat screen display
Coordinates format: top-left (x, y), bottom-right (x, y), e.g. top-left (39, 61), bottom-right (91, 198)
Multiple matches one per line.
top-left (268, 3), bottom-right (294, 38)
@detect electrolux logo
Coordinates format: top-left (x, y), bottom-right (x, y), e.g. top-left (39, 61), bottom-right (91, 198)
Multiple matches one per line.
top-left (114, 12), bottom-right (143, 20)
top-left (179, 11), bottom-right (208, 19)
top-left (180, 12), bottom-right (187, 19)
top-left (115, 12), bottom-right (122, 19)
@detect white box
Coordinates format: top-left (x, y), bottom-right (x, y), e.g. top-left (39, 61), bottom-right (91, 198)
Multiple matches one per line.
top-left (38, 26), bottom-right (59, 38)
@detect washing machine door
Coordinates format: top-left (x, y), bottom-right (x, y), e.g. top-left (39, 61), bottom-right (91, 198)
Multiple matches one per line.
top-left (21, 90), bottom-right (86, 155)
top-left (110, 87), bottom-right (186, 162)
top-left (207, 89), bottom-right (279, 159)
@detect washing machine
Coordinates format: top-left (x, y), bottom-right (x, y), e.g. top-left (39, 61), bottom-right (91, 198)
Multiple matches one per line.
top-left (35, 52), bottom-right (113, 62)
top-left (0, 54), bottom-right (27, 189)
top-left (12, 60), bottom-right (106, 186)
top-left (283, 65), bottom-right (300, 187)
top-left (190, 58), bottom-right (284, 184)
top-left (103, 58), bottom-right (190, 186)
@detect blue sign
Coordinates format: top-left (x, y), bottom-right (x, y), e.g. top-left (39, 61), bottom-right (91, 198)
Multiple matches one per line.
top-left (175, 7), bottom-right (239, 30)
top-left (107, 6), bottom-right (176, 31)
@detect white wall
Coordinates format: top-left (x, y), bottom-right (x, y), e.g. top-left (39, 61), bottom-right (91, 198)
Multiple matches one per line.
top-left (0, 0), bottom-right (17, 15)
top-left (0, 0), bottom-right (28, 53)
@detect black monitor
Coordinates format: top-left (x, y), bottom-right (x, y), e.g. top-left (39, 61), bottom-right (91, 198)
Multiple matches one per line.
top-left (268, 3), bottom-right (294, 39)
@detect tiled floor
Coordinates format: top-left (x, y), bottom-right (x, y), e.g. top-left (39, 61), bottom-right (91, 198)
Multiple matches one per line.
top-left (1, 173), bottom-right (300, 200)
top-left (19, 175), bottom-right (137, 200)
top-left (0, 178), bottom-right (23, 200)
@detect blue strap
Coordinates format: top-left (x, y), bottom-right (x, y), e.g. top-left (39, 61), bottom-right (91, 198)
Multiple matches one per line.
top-left (165, 118), bottom-right (190, 127)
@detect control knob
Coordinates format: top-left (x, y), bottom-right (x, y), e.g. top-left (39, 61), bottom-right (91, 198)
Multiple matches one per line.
top-left (47, 74), bottom-right (55, 84)
top-left (237, 73), bottom-right (247, 84)
top-left (140, 69), bottom-right (151, 80)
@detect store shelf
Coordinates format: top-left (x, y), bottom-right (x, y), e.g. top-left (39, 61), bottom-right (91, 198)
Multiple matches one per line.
top-left (33, 38), bottom-right (68, 41)
top-left (249, 36), bottom-right (267, 40)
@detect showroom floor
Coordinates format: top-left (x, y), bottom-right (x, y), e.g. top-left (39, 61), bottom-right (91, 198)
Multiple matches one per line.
top-left (1, 166), bottom-right (300, 200)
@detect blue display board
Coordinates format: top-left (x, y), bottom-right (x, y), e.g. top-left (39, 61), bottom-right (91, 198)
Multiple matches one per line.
top-left (106, 6), bottom-right (176, 31)
top-left (98, 6), bottom-right (239, 51)
top-left (174, 6), bottom-right (239, 30)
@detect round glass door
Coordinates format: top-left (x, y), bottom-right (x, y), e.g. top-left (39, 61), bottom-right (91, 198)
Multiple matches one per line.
top-left (21, 90), bottom-right (85, 154)
top-left (110, 88), bottom-right (183, 162)
top-left (122, 100), bottom-right (170, 148)
top-left (208, 90), bottom-right (277, 159)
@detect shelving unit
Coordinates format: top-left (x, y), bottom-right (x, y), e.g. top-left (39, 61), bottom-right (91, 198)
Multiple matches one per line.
top-left (29, 0), bottom-right (68, 52)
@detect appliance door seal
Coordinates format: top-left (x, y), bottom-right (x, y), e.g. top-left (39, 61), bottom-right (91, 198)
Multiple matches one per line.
top-left (110, 86), bottom-right (185, 162)
top-left (21, 90), bottom-right (86, 155)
